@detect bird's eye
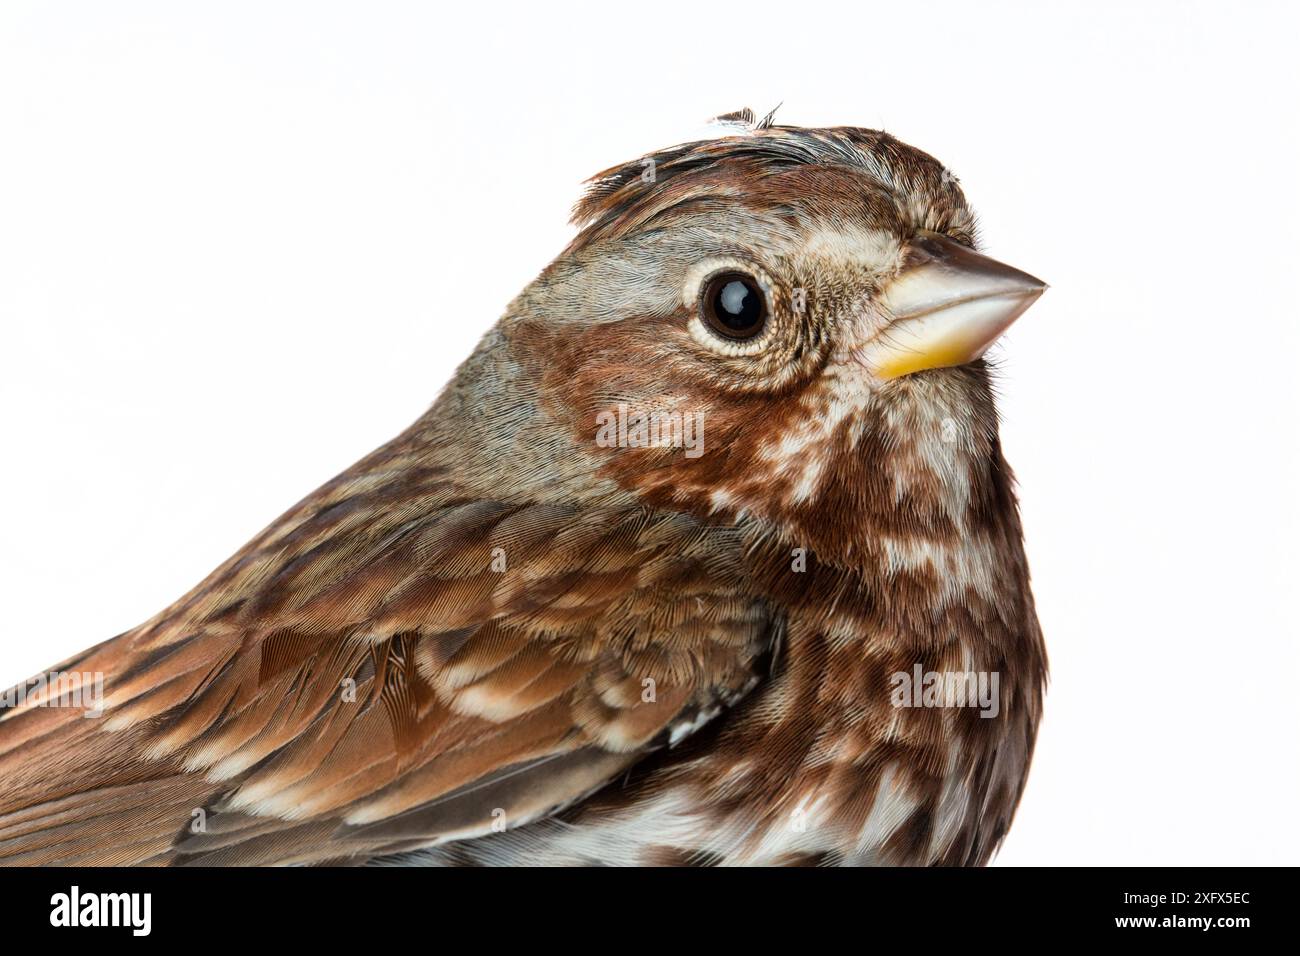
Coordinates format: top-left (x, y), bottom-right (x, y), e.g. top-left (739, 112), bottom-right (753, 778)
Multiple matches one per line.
top-left (700, 272), bottom-right (767, 340)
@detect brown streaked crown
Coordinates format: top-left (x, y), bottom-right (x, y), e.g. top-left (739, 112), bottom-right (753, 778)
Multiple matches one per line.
top-left (568, 122), bottom-right (977, 251)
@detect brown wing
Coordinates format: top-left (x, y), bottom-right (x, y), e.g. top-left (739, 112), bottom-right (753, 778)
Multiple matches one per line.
top-left (0, 490), bottom-right (775, 865)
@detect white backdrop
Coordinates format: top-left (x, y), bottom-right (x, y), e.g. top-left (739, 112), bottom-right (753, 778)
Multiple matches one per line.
top-left (1, 0), bottom-right (1297, 866)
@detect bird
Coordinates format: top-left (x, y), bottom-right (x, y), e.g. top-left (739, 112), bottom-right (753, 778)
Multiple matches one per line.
top-left (0, 109), bottom-right (1048, 866)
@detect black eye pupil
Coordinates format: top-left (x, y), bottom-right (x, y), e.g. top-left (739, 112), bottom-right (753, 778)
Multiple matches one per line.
top-left (703, 272), bottom-right (766, 339)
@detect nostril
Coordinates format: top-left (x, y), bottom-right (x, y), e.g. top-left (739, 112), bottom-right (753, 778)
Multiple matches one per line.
top-left (911, 234), bottom-right (948, 259)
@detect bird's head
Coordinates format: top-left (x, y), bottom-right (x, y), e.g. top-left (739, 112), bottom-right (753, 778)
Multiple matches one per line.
top-left (441, 115), bottom-right (1046, 560)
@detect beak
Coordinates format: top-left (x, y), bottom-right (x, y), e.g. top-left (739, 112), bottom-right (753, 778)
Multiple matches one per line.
top-left (858, 233), bottom-right (1047, 380)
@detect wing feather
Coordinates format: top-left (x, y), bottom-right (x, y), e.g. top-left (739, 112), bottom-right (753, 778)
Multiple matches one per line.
top-left (0, 492), bottom-right (773, 865)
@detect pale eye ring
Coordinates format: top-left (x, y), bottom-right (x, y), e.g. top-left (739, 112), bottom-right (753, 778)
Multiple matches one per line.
top-left (683, 259), bottom-right (778, 357)
top-left (699, 271), bottom-right (768, 340)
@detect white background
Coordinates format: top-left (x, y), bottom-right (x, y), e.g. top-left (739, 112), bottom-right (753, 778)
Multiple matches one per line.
top-left (2, 1), bottom-right (1297, 866)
